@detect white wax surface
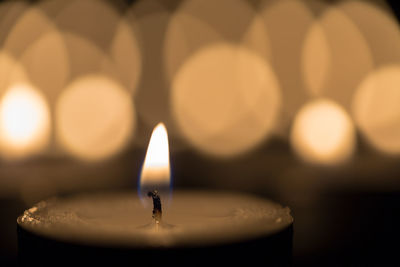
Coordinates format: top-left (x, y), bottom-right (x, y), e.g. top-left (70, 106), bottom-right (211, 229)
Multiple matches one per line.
top-left (18, 191), bottom-right (293, 248)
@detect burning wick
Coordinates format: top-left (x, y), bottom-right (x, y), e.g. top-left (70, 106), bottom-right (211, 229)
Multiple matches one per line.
top-left (147, 190), bottom-right (162, 224)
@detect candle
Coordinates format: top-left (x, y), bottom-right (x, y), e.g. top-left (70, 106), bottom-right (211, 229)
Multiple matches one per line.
top-left (17, 123), bottom-right (293, 266)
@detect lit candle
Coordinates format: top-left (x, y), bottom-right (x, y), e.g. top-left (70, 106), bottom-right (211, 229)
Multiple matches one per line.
top-left (17, 123), bottom-right (293, 266)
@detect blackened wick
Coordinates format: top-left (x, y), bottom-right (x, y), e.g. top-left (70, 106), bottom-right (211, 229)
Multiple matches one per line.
top-left (147, 190), bottom-right (162, 223)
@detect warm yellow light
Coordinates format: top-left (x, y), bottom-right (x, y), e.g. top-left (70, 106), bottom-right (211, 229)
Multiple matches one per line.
top-left (352, 65), bottom-right (400, 155)
top-left (0, 84), bottom-right (50, 158)
top-left (0, 52), bottom-right (25, 94)
top-left (120, 1), bottom-right (171, 138)
top-left (140, 123), bottom-right (170, 188)
top-left (110, 20), bottom-right (142, 94)
top-left (290, 99), bottom-right (355, 165)
top-left (259, 0), bottom-right (315, 135)
top-left (3, 6), bottom-right (53, 57)
top-left (164, 0), bottom-right (267, 83)
top-left (171, 43), bottom-right (281, 157)
top-left (19, 31), bottom-right (69, 103)
top-left (338, 1), bottom-right (400, 66)
top-left (52, 0), bottom-right (119, 53)
top-left (301, 6), bottom-right (373, 110)
top-left (139, 123), bottom-right (171, 205)
top-left (56, 75), bottom-right (135, 161)
top-left (301, 23), bottom-right (331, 96)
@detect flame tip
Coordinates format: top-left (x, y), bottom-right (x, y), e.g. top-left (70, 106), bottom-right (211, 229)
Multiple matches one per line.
top-left (155, 122), bottom-right (166, 130)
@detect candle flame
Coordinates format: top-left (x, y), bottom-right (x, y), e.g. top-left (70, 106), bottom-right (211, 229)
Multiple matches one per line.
top-left (139, 123), bottom-right (171, 205)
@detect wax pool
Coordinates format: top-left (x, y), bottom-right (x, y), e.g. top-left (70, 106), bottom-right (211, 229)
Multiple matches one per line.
top-left (18, 190), bottom-right (293, 266)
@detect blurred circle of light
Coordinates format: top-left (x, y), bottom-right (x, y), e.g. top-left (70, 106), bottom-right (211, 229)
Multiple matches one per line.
top-left (62, 32), bottom-right (109, 80)
top-left (51, 0), bottom-right (120, 53)
top-left (56, 75), bottom-right (135, 162)
top-left (301, 6), bottom-right (373, 110)
top-left (110, 19), bottom-right (142, 95)
top-left (129, 0), bottom-right (183, 148)
top-left (2, 6), bottom-right (55, 58)
top-left (164, 0), bottom-right (270, 83)
top-left (46, 0), bottom-right (143, 95)
top-left (301, 23), bottom-right (331, 96)
top-left (258, 0), bottom-right (316, 136)
top-left (352, 65), bottom-right (400, 155)
top-left (19, 30), bottom-right (69, 103)
top-left (171, 43), bottom-right (281, 157)
top-left (0, 83), bottom-right (51, 159)
top-left (0, 52), bottom-right (20, 91)
top-left (290, 99), bottom-right (355, 166)
top-left (0, 1), bottom-right (29, 46)
top-left (338, 1), bottom-right (400, 66)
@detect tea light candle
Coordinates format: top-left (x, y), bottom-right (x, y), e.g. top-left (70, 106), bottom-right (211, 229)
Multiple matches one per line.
top-left (17, 124), bottom-right (293, 266)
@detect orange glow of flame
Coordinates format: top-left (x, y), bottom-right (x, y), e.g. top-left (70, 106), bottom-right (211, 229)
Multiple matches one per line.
top-left (139, 123), bottom-right (171, 203)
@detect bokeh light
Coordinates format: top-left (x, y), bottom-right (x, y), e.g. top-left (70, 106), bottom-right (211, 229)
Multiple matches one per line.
top-left (0, 1), bottom-right (29, 48)
top-left (0, 52), bottom-right (23, 92)
top-left (162, 0), bottom-right (271, 145)
top-left (130, 0), bottom-right (174, 138)
top-left (259, 0), bottom-right (315, 136)
top-left (2, 6), bottom-right (53, 58)
top-left (171, 43), bottom-right (281, 157)
top-left (301, 5), bottom-right (373, 110)
top-left (56, 75), bottom-right (135, 161)
top-left (110, 19), bottom-right (142, 95)
top-left (164, 0), bottom-right (268, 83)
top-left (352, 65), bottom-right (400, 155)
top-left (19, 30), bottom-right (69, 103)
top-left (50, 0), bottom-right (120, 52)
top-left (0, 83), bottom-right (50, 159)
top-left (62, 32), bottom-right (112, 82)
top-left (338, 1), bottom-right (400, 67)
top-left (301, 23), bottom-right (331, 97)
top-left (290, 98), bottom-right (355, 165)
top-left (0, 0), bottom-right (397, 164)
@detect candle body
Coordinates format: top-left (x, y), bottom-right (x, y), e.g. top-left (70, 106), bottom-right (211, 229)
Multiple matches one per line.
top-left (18, 191), bottom-right (293, 266)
